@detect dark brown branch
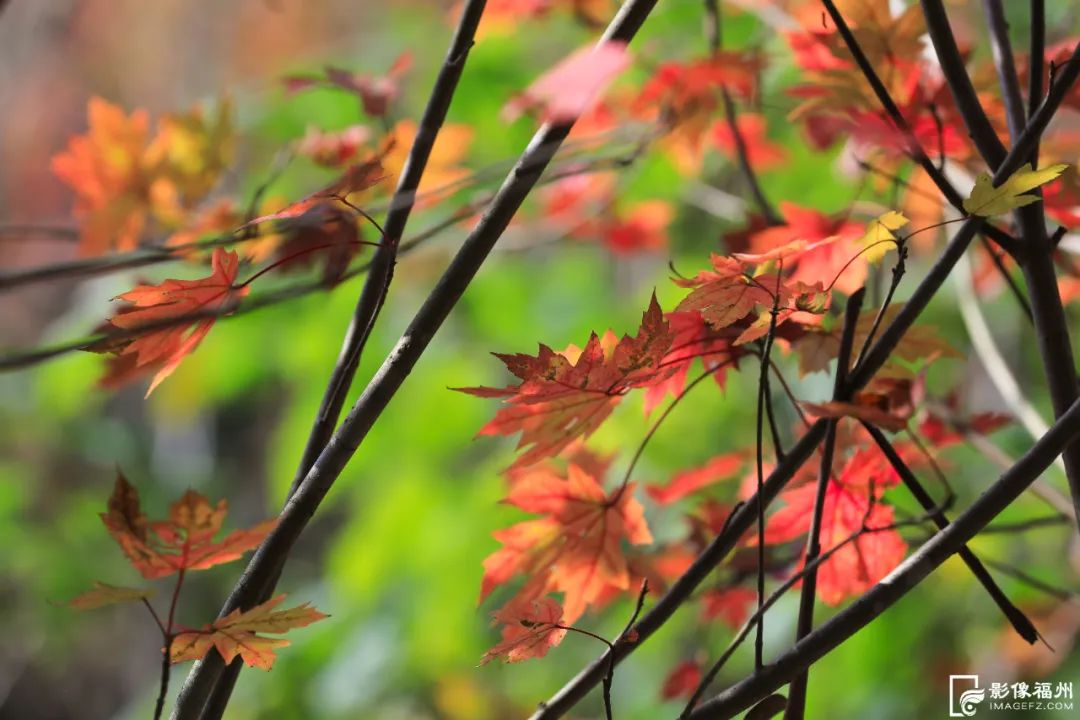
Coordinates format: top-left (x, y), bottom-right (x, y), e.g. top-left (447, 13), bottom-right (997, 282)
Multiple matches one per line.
top-left (177, 3), bottom-right (489, 718)
top-left (1028, 0), bottom-right (1045, 163)
top-left (963, 0), bottom-right (1080, 527)
top-left (920, 0), bottom-right (1009, 167)
top-left (785, 289), bottom-right (863, 720)
top-left (861, 421), bottom-right (1038, 643)
top-left (704, 0), bottom-right (781, 225)
top-left (169, 2), bottom-right (660, 719)
top-left (984, 0), bottom-right (1026, 141)
top-left (529, 46), bottom-right (1080, 718)
top-left (687, 396), bottom-right (1080, 720)
top-left (820, 0), bottom-right (1020, 258)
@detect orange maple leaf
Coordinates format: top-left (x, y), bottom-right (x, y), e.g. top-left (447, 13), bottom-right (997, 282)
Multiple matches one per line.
top-left (459, 295), bottom-right (675, 469)
top-left (480, 463), bottom-right (653, 623)
top-left (170, 594), bottom-right (327, 670)
top-left (101, 471), bottom-right (277, 580)
top-left (481, 596), bottom-right (568, 664)
top-left (93, 247), bottom-right (248, 395)
top-left (380, 119), bottom-right (471, 201)
top-left (51, 97), bottom-right (233, 256)
top-left (51, 98), bottom-right (156, 255)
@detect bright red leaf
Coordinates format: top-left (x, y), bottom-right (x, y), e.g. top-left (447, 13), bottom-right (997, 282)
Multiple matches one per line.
top-left (94, 247), bottom-right (249, 395)
top-left (646, 453), bottom-right (744, 505)
top-left (762, 449), bottom-right (906, 605)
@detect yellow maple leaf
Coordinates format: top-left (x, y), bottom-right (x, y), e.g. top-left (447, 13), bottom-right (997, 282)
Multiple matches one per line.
top-left (170, 595), bottom-right (328, 670)
top-left (963, 163), bottom-right (1069, 217)
top-left (858, 210), bottom-right (909, 263)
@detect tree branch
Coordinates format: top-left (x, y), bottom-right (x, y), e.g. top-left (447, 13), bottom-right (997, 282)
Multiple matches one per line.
top-left (1028, 0), bottom-right (1045, 164)
top-left (704, 0), bottom-right (781, 224)
top-left (984, 0), bottom-right (1026, 141)
top-left (687, 396), bottom-right (1080, 720)
top-left (920, 0), bottom-right (1009, 167)
top-left (168, 2), bottom-right (660, 718)
top-left (820, 0), bottom-right (1020, 258)
top-left (861, 421), bottom-right (1038, 643)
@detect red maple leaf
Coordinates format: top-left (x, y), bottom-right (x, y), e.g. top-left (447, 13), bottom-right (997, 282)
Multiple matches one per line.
top-left (94, 247), bottom-right (248, 395)
top-left (101, 471), bottom-right (277, 580)
top-left (646, 452), bottom-right (744, 505)
top-left (481, 596), bottom-right (568, 664)
top-left (504, 41), bottom-right (631, 123)
top-left (675, 250), bottom-right (830, 345)
top-left (661, 659), bottom-right (703, 700)
top-left (283, 52), bottom-right (413, 118)
top-left (642, 310), bottom-right (744, 415)
top-left (762, 448), bottom-right (907, 605)
top-left (459, 295), bottom-right (675, 469)
top-left (701, 586), bottom-right (757, 629)
top-left (480, 464), bottom-right (653, 622)
top-left (600, 200), bottom-right (673, 253)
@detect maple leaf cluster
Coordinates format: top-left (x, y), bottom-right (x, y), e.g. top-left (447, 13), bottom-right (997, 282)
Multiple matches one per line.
top-left (67, 473), bottom-right (326, 671)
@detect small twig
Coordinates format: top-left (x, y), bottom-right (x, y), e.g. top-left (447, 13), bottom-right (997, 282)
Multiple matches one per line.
top-left (786, 289), bottom-right (862, 720)
top-left (753, 270), bottom-right (785, 671)
top-left (983, 558), bottom-right (1076, 601)
top-left (154, 569), bottom-right (186, 720)
top-left (619, 369), bottom-right (720, 492)
top-left (704, 0), bottom-right (781, 224)
top-left (853, 243), bottom-right (906, 371)
top-left (981, 515), bottom-right (1070, 534)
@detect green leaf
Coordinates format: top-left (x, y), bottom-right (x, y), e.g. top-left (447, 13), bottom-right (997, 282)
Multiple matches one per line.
top-left (962, 163), bottom-right (1069, 217)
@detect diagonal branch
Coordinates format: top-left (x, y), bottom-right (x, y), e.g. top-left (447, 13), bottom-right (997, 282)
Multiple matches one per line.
top-left (168, 2), bottom-right (661, 719)
top-left (178, 2), bottom-right (488, 717)
top-left (861, 421), bottom-right (1038, 643)
top-left (687, 396), bottom-right (1080, 720)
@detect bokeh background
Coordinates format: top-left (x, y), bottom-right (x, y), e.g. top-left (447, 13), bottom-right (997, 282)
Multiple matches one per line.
top-left (1, 1), bottom-right (1079, 718)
